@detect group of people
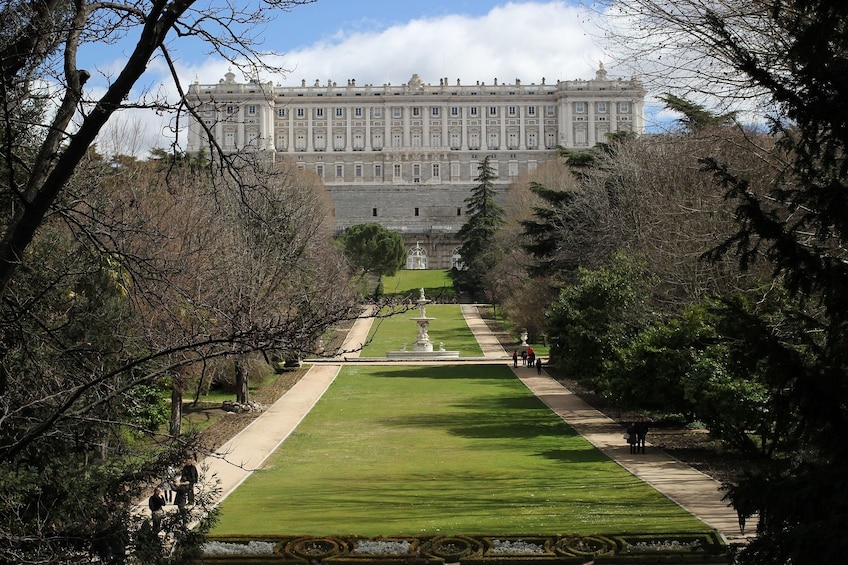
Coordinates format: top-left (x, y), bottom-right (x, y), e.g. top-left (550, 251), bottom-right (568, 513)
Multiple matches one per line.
top-left (512, 348), bottom-right (543, 374)
top-left (148, 459), bottom-right (199, 531)
top-left (625, 419), bottom-right (650, 454)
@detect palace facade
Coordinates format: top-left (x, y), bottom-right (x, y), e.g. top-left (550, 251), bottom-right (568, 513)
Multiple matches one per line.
top-left (186, 65), bottom-right (646, 269)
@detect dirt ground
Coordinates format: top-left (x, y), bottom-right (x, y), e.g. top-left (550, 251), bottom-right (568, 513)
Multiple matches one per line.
top-left (189, 368), bottom-right (308, 453)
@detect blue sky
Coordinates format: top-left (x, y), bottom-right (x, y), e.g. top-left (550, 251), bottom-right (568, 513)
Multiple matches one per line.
top-left (80, 1), bottom-right (669, 155)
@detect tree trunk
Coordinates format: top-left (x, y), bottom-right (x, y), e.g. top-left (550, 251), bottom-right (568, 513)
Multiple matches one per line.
top-left (235, 359), bottom-right (248, 404)
top-left (170, 378), bottom-right (183, 436)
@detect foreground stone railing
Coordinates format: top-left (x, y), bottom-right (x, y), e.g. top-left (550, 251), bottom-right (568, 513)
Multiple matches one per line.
top-left (201, 532), bottom-right (729, 564)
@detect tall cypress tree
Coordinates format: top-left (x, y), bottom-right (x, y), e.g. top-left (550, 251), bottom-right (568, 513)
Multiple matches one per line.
top-left (456, 156), bottom-right (506, 296)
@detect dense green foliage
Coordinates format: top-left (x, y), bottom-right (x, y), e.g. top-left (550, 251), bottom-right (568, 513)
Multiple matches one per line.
top-left (341, 222), bottom-right (406, 277)
top-left (546, 252), bottom-right (652, 385)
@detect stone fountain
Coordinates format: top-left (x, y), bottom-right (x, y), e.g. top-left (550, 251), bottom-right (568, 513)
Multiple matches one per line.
top-left (386, 288), bottom-right (460, 360)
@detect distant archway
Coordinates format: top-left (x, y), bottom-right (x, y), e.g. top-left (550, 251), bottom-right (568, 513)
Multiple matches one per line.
top-left (451, 247), bottom-right (465, 270)
top-left (406, 243), bottom-right (428, 270)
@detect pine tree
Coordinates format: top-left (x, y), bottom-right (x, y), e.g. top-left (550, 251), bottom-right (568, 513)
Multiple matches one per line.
top-left (456, 156), bottom-right (506, 296)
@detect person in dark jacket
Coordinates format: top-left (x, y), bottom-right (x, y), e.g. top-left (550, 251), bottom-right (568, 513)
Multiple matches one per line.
top-left (180, 459), bottom-right (199, 505)
top-left (148, 488), bottom-right (166, 531)
top-left (626, 422), bottom-right (638, 454)
top-left (635, 418), bottom-right (650, 454)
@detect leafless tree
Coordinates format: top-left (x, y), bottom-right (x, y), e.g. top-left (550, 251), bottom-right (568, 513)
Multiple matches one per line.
top-left (592, 0), bottom-right (780, 113)
top-left (0, 0), bottom-right (316, 298)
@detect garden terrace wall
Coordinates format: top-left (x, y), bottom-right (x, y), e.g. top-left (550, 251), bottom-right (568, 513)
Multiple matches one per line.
top-left (201, 532), bottom-right (728, 564)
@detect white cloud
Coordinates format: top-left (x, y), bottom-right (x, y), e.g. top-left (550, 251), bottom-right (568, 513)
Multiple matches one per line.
top-left (185, 2), bottom-right (614, 88)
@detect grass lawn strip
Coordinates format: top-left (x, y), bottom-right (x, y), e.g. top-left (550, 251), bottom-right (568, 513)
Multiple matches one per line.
top-left (361, 304), bottom-right (484, 357)
top-left (212, 364), bottom-right (707, 537)
top-left (381, 270), bottom-right (454, 298)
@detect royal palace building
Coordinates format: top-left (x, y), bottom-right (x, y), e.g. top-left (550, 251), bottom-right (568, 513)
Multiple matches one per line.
top-left (186, 65), bottom-right (646, 269)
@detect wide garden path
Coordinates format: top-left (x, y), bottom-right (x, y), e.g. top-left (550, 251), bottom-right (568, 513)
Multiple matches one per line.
top-left (189, 304), bottom-right (751, 544)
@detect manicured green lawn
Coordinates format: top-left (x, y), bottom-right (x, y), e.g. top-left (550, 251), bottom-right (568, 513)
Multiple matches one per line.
top-left (382, 269), bottom-right (455, 299)
top-left (211, 364), bottom-right (708, 537)
top-left (360, 304), bottom-right (484, 357)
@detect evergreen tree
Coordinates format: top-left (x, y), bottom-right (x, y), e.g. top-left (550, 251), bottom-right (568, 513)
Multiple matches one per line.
top-left (342, 223), bottom-right (406, 277)
top-left (456, 156), bottom-right (506, 296)
top-left (602, 1), bottom-right (848, 562)
top-left (658, 93), bottom-right (736, 132)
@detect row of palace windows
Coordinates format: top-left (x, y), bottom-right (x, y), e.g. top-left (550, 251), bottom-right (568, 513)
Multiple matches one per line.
top-left (370, 207), bottom-right (464, 217)
top-left (313, 160), bottom-right (526, 181)
top-left (215, 101), bottom-right (632, 119)
top-left (279, 129), bottom-right (559, 151)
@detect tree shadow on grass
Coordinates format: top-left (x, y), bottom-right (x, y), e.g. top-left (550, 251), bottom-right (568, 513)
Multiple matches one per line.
top-left (364, 364), bottom-right (518, 381)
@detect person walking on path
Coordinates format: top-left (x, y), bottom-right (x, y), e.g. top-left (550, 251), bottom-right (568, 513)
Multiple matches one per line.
top-left (180, 459), bottom-right (199, 505)
top-left (626, 422), bottom-right (638, 454)
top-left (535, 357), bottom-right (542, 374)
top-left (161, 464), bottom-right (176, 504)
top-left (635, 418), bottom-right (649, 454)
top-left (513, 350), bottom-right (518, 367)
